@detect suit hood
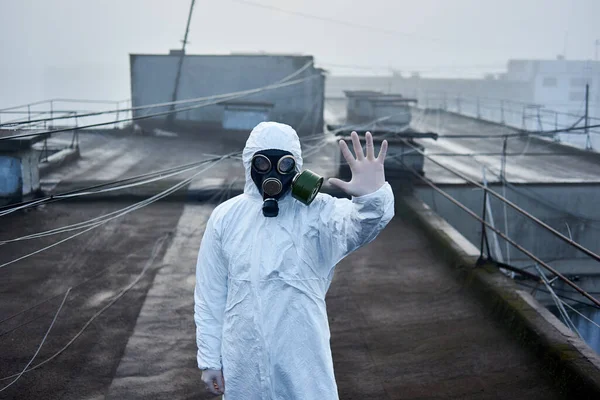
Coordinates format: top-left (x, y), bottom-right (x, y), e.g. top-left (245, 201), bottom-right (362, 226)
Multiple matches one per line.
top-left (242, 121), bottom-right (303, 197)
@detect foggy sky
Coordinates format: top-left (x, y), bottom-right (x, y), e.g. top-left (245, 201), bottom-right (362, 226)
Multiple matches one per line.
top-left (1, 0), bottom-right (599, 108)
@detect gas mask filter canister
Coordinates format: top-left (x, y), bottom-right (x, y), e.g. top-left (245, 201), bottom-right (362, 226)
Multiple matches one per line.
top-left (251, 149), bottom-right (324, 217)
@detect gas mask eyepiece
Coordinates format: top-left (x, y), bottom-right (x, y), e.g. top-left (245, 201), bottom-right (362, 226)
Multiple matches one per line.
top-left (251, 149), bottom-right (323, 217)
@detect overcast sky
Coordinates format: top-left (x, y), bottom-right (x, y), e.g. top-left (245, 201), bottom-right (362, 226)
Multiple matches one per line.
top-left (1, 0), bottom-right (599, 108)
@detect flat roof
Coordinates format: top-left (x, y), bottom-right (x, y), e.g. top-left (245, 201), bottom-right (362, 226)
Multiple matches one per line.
top-left (411, 110), bottom-right (600, 184)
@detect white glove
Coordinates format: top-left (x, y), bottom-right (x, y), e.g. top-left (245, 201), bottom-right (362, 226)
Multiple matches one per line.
top-left (329, 131), bottom-right (388, 197)
top-left (201, 369), bottom-right (225, 396)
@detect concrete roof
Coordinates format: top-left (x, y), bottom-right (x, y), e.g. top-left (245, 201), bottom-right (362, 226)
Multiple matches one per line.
top-left (411, 110), bottom-right (600, 184)
top-left (322, 101), bottom-right (600, 185)
top-left (2, 122), bottom-right (594, 398)
top-left (104, 202), bottom-right (564, 399)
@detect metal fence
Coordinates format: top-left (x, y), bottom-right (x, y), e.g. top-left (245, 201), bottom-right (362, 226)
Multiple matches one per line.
top-left (413, 92), bottom-right (600, 151)
top-left (0, 98), bottom-right (130, 131)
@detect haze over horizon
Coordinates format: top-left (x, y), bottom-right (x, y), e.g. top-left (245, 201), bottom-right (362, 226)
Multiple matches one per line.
top-left (1, 0), bottom-right (598, 107)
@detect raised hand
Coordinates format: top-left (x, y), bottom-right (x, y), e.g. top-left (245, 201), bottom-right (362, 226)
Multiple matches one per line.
top-left (328, 131), bottom-right (388, 197)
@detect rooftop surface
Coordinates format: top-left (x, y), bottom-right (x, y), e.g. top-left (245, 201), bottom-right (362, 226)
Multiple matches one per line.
top-left (322, 102), bottom-right (600, 185)
top-left (1, 117), bottom-right (597, 398)
top-left (37, 130), bottom-right (340, 195)
top-left (410, 110), bottom-right (600, 184)
top-left (105, 202), bottom-right (563, 399)
top-left (1, 192), bottom-right (565, 399)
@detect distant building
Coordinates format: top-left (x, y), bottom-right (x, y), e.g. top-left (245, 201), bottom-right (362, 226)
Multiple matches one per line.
top-left (505, 59), bottom-right (600, 117)
top-left (326, 58), bottom-right (600, 122)
top-left (326, 74), bottom-right (532, 104)
top-left (326, 58), bottom-right (600, 149)
top-left (130, 51), bottom-right (325, 135)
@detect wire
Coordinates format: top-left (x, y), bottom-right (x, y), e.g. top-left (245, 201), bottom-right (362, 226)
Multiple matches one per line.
top-left (429, 123), bottom-right (600, 139)
top-left (0, 294), bottom-right (63, 326)
top-left (7, 61), bottom-right (313, 130)
top-left (227, 0), bottom-right (449, 45)
top-left (434, 167), bottom-right (600, 230)
top-left (0, 99), bottom-right (123, 113)
top-left (519, 273), bottom-right (600, 296)
top-left (0, 183), bottom-right (232, 381)
top-left (412, 106), bottom-right (600, 226)
top-left (400, 138), bottom-right (600, 263)
top-left (0, 117), bottom-right (333, 220)
top-left (534, 264), bottom-right (581, 337)
top-left (0, 156), bottom-right (228, 270)
top-left (1, 74), bottom-right (318, 139)
top-left (1, 163), bottom-right (229, 242)
top-left (0, 120), bottom-right (347, 217)
top-left (0, 243), bottom-right (156, 328)
top-left (392, 152), bottom-right (600, 307)
top-left (0, 131), bottom-right (327, 371)
top-left (0, 157), bottom-right (222, 217)
top-left (416, 92), bottom-right (600, 123)
top-left (310, 118), bottom-right (600, 308)
top-left (395, 105), bottom-right (596, 140)
top-left (0, 288), bottom-right (71, 393)
top-left (481, 167), bottom-right (600, 228)
top-left (0, 73), bottom-right (321, 141)
top-left (1, 109), bottom-right (597, 381)
top-left (0, 311), bottom-right (52, 338)
top-left (0, 126), bottom-right (332, 255)
top-left (0, 126), bottom-right (333, 245)
top-left (0, 233), bottom-right (165, 381)
top-left (416, 119), bottom-right (600, 229)
top-left (562, 300), bottom-right (600, 330)
top-left (296, 90), bottom-right (323, 133)
top-left (0, 176), bottom-right (235, 339)
top-left (515, 280), bottom-right (600, 310)
top-left (320, 62), bottom-right (505, 73)
top-left (371, 151), bottom-right (597, 157)
top-left (0, 61), bottom-right (315, 128)
top-left (0, 157), bottom-right (224, 252)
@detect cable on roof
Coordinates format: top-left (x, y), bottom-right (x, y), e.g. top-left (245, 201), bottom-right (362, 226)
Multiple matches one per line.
top-left (0, 183), bottom-right (233, 381)
top-left (0, 155), bottom-right (230, 217)
top-left (0, 61), bottom-right (315, 128)
top-left (399, 138), bottom-right (600, 263)
top-left (0, 289), bottom-right (71, 392)
top-left (0, 73), bottom-right (321, 141)
top-left (0, 156), bottom-right (228, 270)
top-left (384, 149), bottom-right (600, 308)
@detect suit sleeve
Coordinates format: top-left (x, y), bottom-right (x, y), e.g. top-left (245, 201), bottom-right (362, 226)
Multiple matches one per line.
top-left (194, 212), bottom-right (228, 370)
top-left (318, 182), bottom-right (395, 268)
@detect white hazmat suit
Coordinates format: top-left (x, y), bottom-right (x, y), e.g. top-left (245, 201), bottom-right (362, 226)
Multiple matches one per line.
top-left (194, 122), bottom-right (395, 399)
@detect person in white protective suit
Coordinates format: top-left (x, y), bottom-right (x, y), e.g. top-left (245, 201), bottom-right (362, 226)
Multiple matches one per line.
top-left (194, 121), bottom-right (395, 399)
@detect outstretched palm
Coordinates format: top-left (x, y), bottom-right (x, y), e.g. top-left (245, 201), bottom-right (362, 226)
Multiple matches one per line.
top-left (329, 131), bottom-right (388, 197)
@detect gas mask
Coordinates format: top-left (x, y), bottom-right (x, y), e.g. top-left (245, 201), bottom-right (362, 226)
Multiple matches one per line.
top-left (251, 149), bottom-right (324, 217)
